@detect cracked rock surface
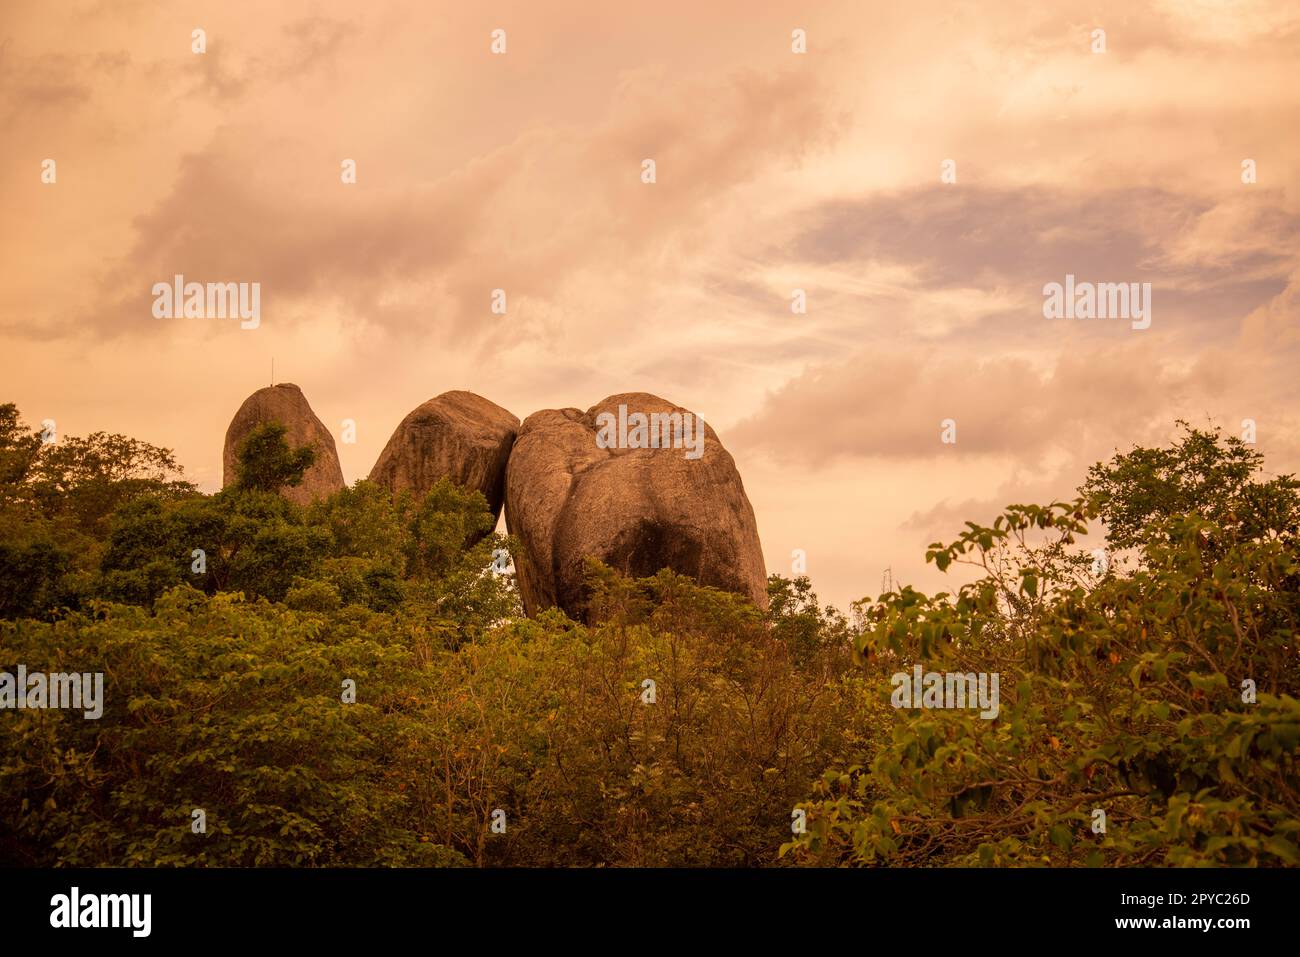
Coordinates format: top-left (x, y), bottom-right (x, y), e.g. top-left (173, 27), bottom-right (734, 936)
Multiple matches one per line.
top-left (223, 383), bottom-right (345, 506)
top-left (505, 392), bottom-right (768, 620)
top-left (369, 391), bottom-right (519, 541)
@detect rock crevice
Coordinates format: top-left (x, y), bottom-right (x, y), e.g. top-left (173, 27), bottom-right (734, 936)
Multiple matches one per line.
top-left (223, 387), bottom-right (767, 619)
top-left (505, 392), bottom-right (767, 620)
top-left (369, 391), bottom-right (520, 542)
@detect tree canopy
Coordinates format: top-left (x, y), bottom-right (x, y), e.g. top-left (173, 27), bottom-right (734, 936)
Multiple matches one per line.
top-left (1, 406), bottom-right (1296, 867)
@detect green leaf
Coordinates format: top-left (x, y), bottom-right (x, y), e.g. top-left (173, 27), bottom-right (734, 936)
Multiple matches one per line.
top-left (1265, 836), bottom-right (1299, 865)
top-left (1049, 823), bottom-right (1073, 851)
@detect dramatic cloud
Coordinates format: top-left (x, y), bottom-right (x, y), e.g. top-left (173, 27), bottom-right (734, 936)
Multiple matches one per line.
top-left (2, 0), bottom-right (1297, 608)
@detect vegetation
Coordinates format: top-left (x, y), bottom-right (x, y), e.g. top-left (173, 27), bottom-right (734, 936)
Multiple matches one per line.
top-left (790, 424), bottom-right (1300, 866)
top-left (1, 404), bottom-right (1296, 867)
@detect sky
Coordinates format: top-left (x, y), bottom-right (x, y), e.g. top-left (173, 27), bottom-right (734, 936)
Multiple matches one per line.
top-left (3, 0), bottom-right (1299, 610)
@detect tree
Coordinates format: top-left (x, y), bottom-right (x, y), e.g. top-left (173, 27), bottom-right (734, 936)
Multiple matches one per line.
top-left (0, 587), bottom-right (468, 866)
top-left (767, 574), bottom-right (851, 668)
top-left (1083, 421), bottom-right (1300, 550)
top-left (787, 426), bottom-right (1300, 867)
top-left (0, 403), bottom-right (41, 494)
top-left (231, 423), bottom-right (315, 494)
top-left (0, 404), bottom-right (194, 616)
top-left (28, 431), bottom-right (195, 535)
top-left (0, 540), bottom-right (69, 619)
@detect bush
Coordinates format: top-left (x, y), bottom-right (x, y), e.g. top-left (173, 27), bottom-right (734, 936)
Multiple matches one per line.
top-left (0, 587), bottom-right (468, 866)
top-left (3, 407), bottom-right (1297, 868)
top-left (788, 431), bottom-right (1300, 867)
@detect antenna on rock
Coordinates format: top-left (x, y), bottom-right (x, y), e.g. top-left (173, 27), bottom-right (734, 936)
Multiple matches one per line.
top-left (271, 358), bottom-right (275, 386)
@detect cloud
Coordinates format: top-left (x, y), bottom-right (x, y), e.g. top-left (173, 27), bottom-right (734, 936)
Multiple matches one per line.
top-left (783, 185), bottom-right (1295, 312)
top-left (730, 343), bottom-right (1225, 464)
top-left (20, 62), bottom-right (836, 351)
top-left (3, 0), bottom-right (1298, 611)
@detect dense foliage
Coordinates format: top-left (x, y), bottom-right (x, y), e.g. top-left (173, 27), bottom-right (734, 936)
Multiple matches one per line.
top-left (790, 425), bottom-right (1300, 866)
top-left (1, 406), bottom-right (1296, 867)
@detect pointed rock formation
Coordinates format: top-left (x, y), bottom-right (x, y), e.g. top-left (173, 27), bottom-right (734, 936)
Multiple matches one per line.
top-left (505, 392), bottom-right (768, 621)
top-left (368, 391), bottom-right (519, 536)
top-left (222, 383), bottom-right (345, 505)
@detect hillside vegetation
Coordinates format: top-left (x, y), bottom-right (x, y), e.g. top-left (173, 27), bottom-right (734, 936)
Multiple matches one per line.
top-left (1, 403), bottom-right (1296, 866)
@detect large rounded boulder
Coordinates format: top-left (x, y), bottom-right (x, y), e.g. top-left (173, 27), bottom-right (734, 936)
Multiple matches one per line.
top-left (504, 392), bottom-right (768, 620)
top-left (222, 383), bottom-right (345, 505)
top-left (369, 391), bottom-right (519, 535)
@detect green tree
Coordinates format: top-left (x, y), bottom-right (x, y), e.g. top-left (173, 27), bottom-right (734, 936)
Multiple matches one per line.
top-left (788, 427), bottom-right (1300, 867)
top-left (0, 404), bottom-right (193, 617)
top-left (0, 403), bottom-right (41, 494)
top-left (766, 573), bottom-right (853, 669)
top-left (1083, 421), bottom-right (1300, 550)
top-left (231, 423), bottom-right (315, 494)
top-left (0, 587), bottom-right (468, 866)
top-left (27, 431), bottom-right (195, 536)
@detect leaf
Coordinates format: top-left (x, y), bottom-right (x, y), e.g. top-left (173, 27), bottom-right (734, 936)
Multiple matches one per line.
top-left (1049, 823), bottom-right (1073, 851)
top-left (1265, 836), bottom-right (1299, 865)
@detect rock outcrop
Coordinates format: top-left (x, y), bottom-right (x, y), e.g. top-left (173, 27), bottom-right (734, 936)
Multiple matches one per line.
top-left (222, 383), bottom-right (345, 505)
top-left (504, 392), bottom-right (767, 620)
top-left (369, 391), bottom-right (519, 535)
